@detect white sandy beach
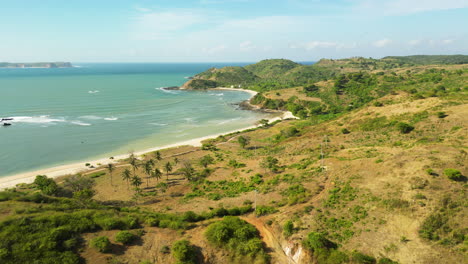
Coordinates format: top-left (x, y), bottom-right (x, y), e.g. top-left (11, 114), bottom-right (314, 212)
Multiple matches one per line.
top-left (0, 88), bottom-right (296, 190)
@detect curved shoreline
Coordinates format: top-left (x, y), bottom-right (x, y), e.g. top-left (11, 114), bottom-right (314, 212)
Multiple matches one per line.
top-left (0, 88), bottom-right (296, 190)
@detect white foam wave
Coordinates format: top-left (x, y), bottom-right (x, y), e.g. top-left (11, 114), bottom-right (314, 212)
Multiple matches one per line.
top-left (104, 117), bottom-right (118, 121)
top-left (209, 117), bottom-right (241, 125)
top-left (9, 115), bottom-right (66, 124)
top-left (148, 122), bottom-right (168, 126)
top-left (71, 121), bottom-right (91, 126)
top-left (209, 93), bottom-right (224, 96)
top-left (80, 115), bottom-right (102, 120)
top-left (157, 87), bottom-right (179, 94)
top-left (88, 90), bottom-right (99, 94)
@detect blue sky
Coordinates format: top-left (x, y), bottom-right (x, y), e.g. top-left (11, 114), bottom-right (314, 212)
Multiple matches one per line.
top-left (1, 0), bottom-right (467, 62)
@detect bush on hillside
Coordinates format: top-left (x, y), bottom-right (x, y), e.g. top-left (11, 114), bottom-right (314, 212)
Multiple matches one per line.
top-left (444, 169), bottom-right (464, 181)
top-left (115, 231), bottom-right (136, 245)
top-left (397, 122), bottom-right (414, 134)
top-left (33, 175), bottom-right (59, 195)
top-left (90, 236), bottom-right (111, 253)
top-left (351, 251), bottom-right (376, 264)
top-left (205, 216), bottom-right (268, 262)
top-left (171, 240), bottom-right (198, 264)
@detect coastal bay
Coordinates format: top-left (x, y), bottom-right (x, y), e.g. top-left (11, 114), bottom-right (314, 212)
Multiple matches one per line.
top-left (0, 63), bottom-right (276, 185)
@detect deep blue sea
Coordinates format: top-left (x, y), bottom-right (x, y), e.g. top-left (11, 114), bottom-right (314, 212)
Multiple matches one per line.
top-left (0, 63), bottom-right (272, 177)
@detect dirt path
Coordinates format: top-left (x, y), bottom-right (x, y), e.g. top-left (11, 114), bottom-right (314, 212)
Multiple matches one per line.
top-left (241, 216), bottom-right (296, 264)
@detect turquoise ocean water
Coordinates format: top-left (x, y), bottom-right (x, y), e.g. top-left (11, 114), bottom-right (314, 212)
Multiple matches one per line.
top-left (0, 63), bottom-right (272, 177)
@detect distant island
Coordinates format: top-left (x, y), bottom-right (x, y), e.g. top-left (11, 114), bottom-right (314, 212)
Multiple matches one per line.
top-left (0, 62), bottom-right (73, 68)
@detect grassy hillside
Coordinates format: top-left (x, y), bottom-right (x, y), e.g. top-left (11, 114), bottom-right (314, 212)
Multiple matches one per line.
top-left (0, 57), bottom-right (466, 264)
top-left (383, 55), bottom-right (468, 65)
top-left (184, 59), bottom-right (337, 91)
top-left (244, 59), bottom-right (300, 78)
top-left (182, 55), bottom-right (468, 92)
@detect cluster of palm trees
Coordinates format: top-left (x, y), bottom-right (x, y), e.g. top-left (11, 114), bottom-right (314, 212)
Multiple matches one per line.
top-left (105, 151), bottom-right (178, 196)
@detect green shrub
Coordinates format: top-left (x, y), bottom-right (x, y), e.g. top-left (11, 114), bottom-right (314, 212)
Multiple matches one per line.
top-left (396, 122), bottom-right (414, 134)
top-left (351, 251), bottom-right (376, 264)
top-left (341, 128), bottom-right (350, 134)
top-left (444, 168), bottom-right (464, 181)
top-left (260, 156), bottom-right (280, 173)
top-left (419, 213), bottom-right (447, 240)
top-left (255, 205), bottom-right (278, 216)
top-left (171, 240), bottom-right (197, 264)
top-left (88, 171), bottom-right (106, 178)
top-left (281, 127), bottom-right (300, 138)
top-left (115, 231), bottom-right (136, 245)
top-left (426, 168), bottom-right (438, 176)
top-left (0, 191), bottom-right (23, 201)
top-left (204, 216), bottom-right (267, 262)
top-left (325, 250), bottom-right (349, 264)
top-left (90, 236), bottom-right (111, 253)
top-left (228, 159), bottom-right (246, 168)
top-left (145, 217), bottom-right (159, 227)
top-left (436, 111), bottom-right (447, 118)
top-left (281, 183), bottom-right (310, 205)
top-left (303, 232), bottom-right (337, 252)
top-left (283, 220), bottom-right (294, 237)
top-left (33, 175), bottom-right (59, 195)
top-left (378, 257), bottom-right (399, 264)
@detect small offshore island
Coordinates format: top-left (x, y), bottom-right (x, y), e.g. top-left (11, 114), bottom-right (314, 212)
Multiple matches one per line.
top-left (0, 62), bottom-right (73, 68)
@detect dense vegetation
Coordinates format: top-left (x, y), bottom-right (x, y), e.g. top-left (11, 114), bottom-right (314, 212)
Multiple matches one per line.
top-left (205, 216), bottom-right (269, 263)
top-left (0, 175), bottom-right (258, 264)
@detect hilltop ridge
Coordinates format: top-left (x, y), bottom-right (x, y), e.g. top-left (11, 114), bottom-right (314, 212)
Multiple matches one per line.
top-left (182, 55), bottom-right (468, 91)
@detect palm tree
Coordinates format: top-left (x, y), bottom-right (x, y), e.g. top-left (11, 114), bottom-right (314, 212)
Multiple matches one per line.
top-left (144, 160), bottom-right (153, 188)
top-left (154, 151), bottom-right (162, 162)
top-left (152, 168), bottom-right (162, 183)
top-left (121, 168), bottom-right (132, 189)
top-left (148, 158), bottom-right (155, 167)
top-left (164, 161), bottom-right (173, 181)
top-left (173, 157), bottom-right (179, 165)
top-left (106, 163), bottom-right (115, 186)
top-left (129, 153), bottom-right (139, 176)
top-left (131, 175), bottom-right (142, 193)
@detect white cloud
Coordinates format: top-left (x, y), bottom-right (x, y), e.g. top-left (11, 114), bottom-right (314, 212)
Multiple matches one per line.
top-left (203, 45), bottom-right (227, 54)
top-left (373, 38), bottom-right (392, 47)
top-left (442, 39), bottom-right (455, 44)
top-left (356, 0), bottom-right (468, 15)
top-left (289, 41), bottom-right (357, 51)
top-left (409, 39), bottom-right (422, 46)
top-left (132, 10), bottom-right (206, 40)
top-left (239, 41), bottom-right (256, 51)
top-left (304, 41), bottom-right (339, 50)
